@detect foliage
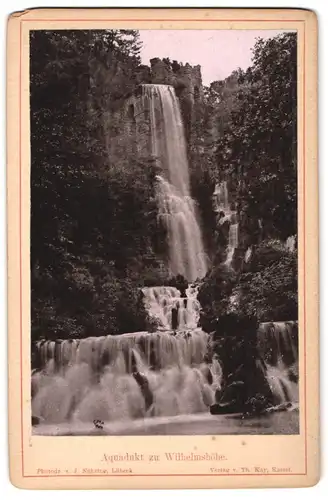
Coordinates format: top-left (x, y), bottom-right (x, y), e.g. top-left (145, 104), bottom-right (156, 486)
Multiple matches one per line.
top-left (198, 240), bottom-right (298, 331)
top-left (236, 241), bottom-right (298, 322)
top-left (198, 265), bottom-right (238, 332)
top-left (195, 33), bottom-right (298, 330)
top-left (188, 32), bottom-right (297, 259)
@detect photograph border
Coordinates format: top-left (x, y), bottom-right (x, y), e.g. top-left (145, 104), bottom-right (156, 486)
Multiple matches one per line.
top-left (7, 8), bottom-right (319, 489)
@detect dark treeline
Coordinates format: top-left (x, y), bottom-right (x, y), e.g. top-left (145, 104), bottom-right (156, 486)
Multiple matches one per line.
top-left (30, 30), bottom-right (298, 340)
top-left (30, 30), bottom-right (168, 340)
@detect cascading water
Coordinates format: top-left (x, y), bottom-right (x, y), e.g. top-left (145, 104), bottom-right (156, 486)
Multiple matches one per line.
top-left (139, 84), bottom-right (208, 282)
top-left (213, 181), bottom-right (239, 267)
top-left (31, 291), bottom-right (223, 425)
top-left (142, 285), bottom-right (200, 331)
top-left (257, 322), bottom-right (299, 406)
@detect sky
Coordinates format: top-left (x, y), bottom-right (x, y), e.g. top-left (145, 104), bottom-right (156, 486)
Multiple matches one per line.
top-left (139, 30), bottom-right (292, 86)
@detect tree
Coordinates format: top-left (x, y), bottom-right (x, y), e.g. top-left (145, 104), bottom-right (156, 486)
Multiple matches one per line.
top-left (215, 33), bottom-right (297, 240)
top-left (30, 30), bottom-right (167, 340)
top-left (237, 240), bottom-right (298, 322)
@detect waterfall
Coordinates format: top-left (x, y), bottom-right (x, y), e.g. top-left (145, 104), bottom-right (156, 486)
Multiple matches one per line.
top-left (142, 284), bottom-right (201, 331)
top-left (139, 84), bottom-right (207, 282)
top-left (32, 284), bottom-right (223, 424)
top-left (244, 246), bottom-right (252, 263)
top-left (285, 235), bottom-right (296, 253)
top-left (32, 323), bottom-right (222, 424)
top-left (257, 322), bottom-right (299, 405)
top-left (213, 181), bottom-right (239, 267)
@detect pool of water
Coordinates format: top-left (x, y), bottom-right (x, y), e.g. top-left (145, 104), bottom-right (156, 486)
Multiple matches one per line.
top-left (33, 409), bottom-right (299, 436)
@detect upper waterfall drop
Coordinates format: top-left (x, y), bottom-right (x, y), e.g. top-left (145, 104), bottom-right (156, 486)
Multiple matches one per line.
top-left (139, 84), bottom-right (208, 282)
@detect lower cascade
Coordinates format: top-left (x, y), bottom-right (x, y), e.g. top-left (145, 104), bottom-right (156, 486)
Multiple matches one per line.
top-left (32, 333), bottom-right (222, 425)
top-left (31, 285), bottom-right (298, 426)
top-left (139, 84), bottom-right (208, 281)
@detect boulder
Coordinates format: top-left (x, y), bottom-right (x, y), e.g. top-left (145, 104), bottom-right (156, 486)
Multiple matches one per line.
top-left (133, 371), bottom-right (153, 410)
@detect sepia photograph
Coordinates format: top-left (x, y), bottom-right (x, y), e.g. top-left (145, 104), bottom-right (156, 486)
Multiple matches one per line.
top-left (29, 28), bottom-right (299, 437)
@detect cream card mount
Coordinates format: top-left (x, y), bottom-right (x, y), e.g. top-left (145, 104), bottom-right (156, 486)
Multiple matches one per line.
top-left (7, 8), bottom-right (319, 489)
